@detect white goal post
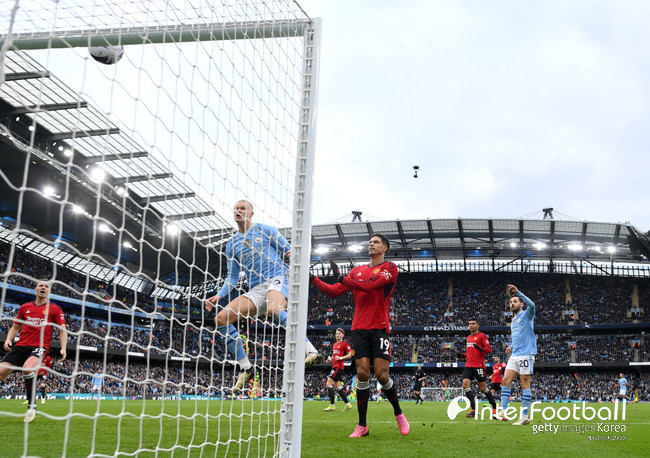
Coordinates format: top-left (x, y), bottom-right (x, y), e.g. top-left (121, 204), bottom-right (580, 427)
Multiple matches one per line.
top-left (0, 1), bottom-right (319, 457)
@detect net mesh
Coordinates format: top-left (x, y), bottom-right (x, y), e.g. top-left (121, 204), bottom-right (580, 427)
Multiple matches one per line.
top-left (0, 0), bottom-right (314, 455)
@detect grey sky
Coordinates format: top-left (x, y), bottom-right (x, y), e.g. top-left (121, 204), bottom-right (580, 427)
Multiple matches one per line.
top-left (298, 0), bottom-right (650, 231)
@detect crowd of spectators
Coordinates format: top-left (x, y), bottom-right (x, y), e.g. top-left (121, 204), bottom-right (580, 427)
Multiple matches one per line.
top-left (1, 242), bottom-right (649, 403)
top-left (3, 356), bottom-right (647, 403)
top-left (0, 241), bottom-right (156, 313)
top-left (0, 357), bottom-right (286, 398)
top-left (307, 271), bottom-right (647, 327)
top-left (1, 307), bottom-right (645, 366)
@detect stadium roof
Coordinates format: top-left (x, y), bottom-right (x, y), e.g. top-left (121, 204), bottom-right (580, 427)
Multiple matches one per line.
top-left (0, 50), bottom-right (232, 283)
top-left (303, 218), bottom-right (650, 266)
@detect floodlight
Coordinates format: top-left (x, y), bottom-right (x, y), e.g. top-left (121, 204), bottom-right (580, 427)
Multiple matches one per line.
top-left (315, 245), bottom-right (329, 254)
top-left (166, 224), bottom-right (180, 236)
top-left (90, 168), bottom-right (106, 182)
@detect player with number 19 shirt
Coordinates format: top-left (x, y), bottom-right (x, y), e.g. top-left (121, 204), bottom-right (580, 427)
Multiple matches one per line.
top-left (311, 234), bottom-right (408, 438)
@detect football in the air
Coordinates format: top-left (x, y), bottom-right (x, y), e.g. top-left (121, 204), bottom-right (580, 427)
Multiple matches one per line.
top-left (89, 46), bottom-right (124, 65)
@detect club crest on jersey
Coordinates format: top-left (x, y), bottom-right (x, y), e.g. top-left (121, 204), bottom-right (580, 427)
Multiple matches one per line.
top-left (255, 237), bottom-right (262, 244)
top-left (373, 267), bottom-right (380, 274)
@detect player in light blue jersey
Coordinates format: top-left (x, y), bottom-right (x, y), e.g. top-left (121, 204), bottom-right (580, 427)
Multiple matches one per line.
top-left (618, 373), bottom-right (628, 401)
top-left (499, 284), bottom-right (536, 425)
top-left (206, 200), bottom-right (321, 392)
top-left (91, 370), bottom-right (104, 401)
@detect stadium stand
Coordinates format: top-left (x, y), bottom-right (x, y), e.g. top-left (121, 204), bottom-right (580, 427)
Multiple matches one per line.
top-left (2, 236), bottom-right (648, 403)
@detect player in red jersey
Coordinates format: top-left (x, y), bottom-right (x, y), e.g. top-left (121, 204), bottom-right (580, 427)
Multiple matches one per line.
top-left (311, 234), bottom-right (409, 437)
top-left (490, 355), bottom-right (507, 397)
top-left (0, 280), bottom-right (67, 423)
top-left (323, 328), bottom-right (353, 412)
top-left (457, 318), bottom-right (497, 418)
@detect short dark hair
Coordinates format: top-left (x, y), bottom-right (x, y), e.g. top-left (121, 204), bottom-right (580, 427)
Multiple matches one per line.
top-left (336, 328), bottom-right (345, 335)
top-left (468, 318), bottom-right (479, 324)
top-left (371, 233), bottom-right (390, 252)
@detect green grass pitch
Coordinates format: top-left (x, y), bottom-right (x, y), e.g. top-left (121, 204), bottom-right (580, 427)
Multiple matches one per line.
top-left (0, 400), bottom-right (648, 456)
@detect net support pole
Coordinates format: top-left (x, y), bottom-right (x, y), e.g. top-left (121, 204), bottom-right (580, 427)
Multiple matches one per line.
top-left (280, 17), bottom-right (321, 458)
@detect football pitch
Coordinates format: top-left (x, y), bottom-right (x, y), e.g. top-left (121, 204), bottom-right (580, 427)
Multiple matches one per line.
top-left (0, 400), bottom-right (648, 457)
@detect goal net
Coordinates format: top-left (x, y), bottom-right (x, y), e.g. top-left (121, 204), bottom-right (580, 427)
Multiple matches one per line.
top-left (421, 387), bottom-right (465, 402)
top-left (0, 0), bottom-right (319, 456)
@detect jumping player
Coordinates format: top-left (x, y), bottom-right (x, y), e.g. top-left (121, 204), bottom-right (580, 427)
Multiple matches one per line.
top-left (323, 328), bottom-right (353, 412)
top-left (206, 200), bottom-right (321, 392)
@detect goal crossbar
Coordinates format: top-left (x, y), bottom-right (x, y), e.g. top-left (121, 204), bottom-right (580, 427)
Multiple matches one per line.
top-left (1, 19), bottom-right (311, 50)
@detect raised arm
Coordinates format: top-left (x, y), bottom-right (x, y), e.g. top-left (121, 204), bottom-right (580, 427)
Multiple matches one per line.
top-left (508, 284), bottom-right (535, 316)
top-left (311, 276), bottom-right (350, 298)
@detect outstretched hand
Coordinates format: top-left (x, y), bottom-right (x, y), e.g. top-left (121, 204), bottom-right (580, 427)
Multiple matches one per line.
top-left (508, 284), bottom-right (519, 295)
top-left (329, 260), bottom-right (340, 279)
top-left (205, 294), bottom-right (220, 312)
